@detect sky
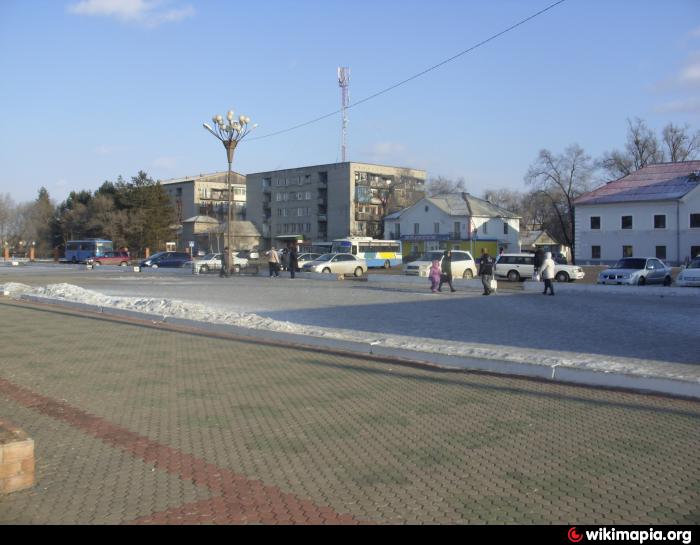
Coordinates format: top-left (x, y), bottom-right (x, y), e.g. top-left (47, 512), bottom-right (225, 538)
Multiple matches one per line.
top-left (0, 0), bottom-right (699, 204)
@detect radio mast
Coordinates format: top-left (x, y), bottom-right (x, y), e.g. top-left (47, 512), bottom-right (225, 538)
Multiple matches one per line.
top-left (338, 67), bottom-right (350, 162)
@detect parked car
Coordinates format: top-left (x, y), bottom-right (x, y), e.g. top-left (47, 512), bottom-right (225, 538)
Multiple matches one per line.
top-left (139, 252), bottom-right (193, 269)
top-left (301, 253), bottom-right (367, 277)
top-left (403, 250), bottom-right (478, 279)
top-left (193, 253), bottom-right (248, 274)
top-left (236, 249), bottom-right (260, 260)
top-left (297, 253), bottom-right (321, 270)
top-left (597, 257), bottom-right (672, 286)
top-left (87, 251), bottom-right (131, 267)
top-left (676, 258), bottom-right (700, 287)
top-left (495, 253), bottom-right (585, 282)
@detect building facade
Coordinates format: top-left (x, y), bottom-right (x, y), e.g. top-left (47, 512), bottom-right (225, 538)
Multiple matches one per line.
top-left (159, 171), bottom-right (247, 224)
top-left (574, 162), bottom-right (700, 265)
top-left (384, 193), bottom-right (521, 258)
top-left (246, 162), bottom-right (426, 248)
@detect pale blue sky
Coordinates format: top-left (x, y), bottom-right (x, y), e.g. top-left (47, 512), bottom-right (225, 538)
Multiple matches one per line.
top-left (1, 0), bottom-right (698, 203)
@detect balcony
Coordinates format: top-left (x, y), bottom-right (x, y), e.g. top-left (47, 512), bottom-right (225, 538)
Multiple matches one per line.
top-left (318, 215), bottom-right (327, 223)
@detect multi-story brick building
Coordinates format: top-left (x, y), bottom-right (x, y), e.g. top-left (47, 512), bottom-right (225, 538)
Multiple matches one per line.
top-left (246, 162), bottom-right (426, 248)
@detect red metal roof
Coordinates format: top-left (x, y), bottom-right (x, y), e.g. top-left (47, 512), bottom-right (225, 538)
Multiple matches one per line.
top-left (575, 161), bottom-right (700, 205)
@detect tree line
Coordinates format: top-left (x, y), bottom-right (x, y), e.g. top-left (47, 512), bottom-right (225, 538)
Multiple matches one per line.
top-left (426, 119), bottom-right (699, 263)
top-left (0, 171), bottom-right (175, 258)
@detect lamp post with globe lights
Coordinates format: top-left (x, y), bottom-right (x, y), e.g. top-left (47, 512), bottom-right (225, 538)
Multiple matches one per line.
top-left (202, 110), bottom-right (257, 275)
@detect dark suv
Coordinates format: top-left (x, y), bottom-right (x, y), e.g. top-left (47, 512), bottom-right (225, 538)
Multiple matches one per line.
top-left (140, 252), bottom-right (192, 268)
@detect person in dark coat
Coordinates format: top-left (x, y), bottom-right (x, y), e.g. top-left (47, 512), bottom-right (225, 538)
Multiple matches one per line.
top-left (438, 249), bottom-right (457, 292)
top-left (479, 248), bottom-right (495, 295)
top-left (534, 247), bottom-right (545, 271)
top-left (288, 244), bottom-right (299, 279)
top-left (219, 247), bottom-right (230, 278)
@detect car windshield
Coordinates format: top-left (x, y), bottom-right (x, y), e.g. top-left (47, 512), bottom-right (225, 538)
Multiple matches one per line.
top-left (417, 252), bottom-right (444, 262)
top-left (201, 254), bottom-right (217, 260)
top-left (316, 254), bottom-right (334, 262)
top-left (687, 259), bottom-right (700, 269)
top-left (613, 258), bottom-right (646, 270)
top-left (149, 252), bottom-right (167, 259)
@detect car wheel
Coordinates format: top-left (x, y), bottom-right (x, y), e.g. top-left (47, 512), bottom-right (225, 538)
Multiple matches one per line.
top-left (200, 265), bottom-right (209, 273)
top-left (354, 267), bottom-right (363, 277)
top-left (507, 270), bottom-right (520, 282)
top-left (462, 269), bottom-right (474, 279)
top-left (71, 257), bottom-right (78, 264)
top-left (322, 268), bottom-right (331, 274)
top-left (383, 260), bottom-right (391, 269)
top-left (233, 265), bottom-right (241, 274)
top-left (93, 261), bottom-right (101, 267)
top-left (663, 276), bottom-right (672, 286)
top-left (119, 261), bottom-right (127, 267)
top-left (555, 271), bottom-right (569, 283)
top-left (637, 276), bottom-right (646, 286)
top-left (151, 264), bottom-right (159, 269)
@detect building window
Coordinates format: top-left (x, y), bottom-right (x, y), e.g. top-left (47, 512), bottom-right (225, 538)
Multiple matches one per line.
top-left (656, 246), bottom-right (667, 260)
top-left (590, 216), bottom-right (600, 230)
top-left (454, 222), bottom-right (461, 237)
top-left (482, 222), bottom-right (488, 235)
top-left (690, 214), bottom-right (700, 228)
top-left (654, 215), bottom-right (666, 229)
top-left (434, 223), bottom-right (440, 234)
top-left (621, 216), bottom-right (633, 229)
top-left (591, 246), bottom-right (601, 259)
top-left (395, 224), bottom-right (401, 238)
top-left (623, 245), bottom-right (633, 258)
top-left (503, 222), bottom-right (508, 235)
top-left (414, 223), bottom-right (419, 235)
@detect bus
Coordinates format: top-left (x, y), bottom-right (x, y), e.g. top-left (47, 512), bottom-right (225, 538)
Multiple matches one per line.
top-left (64, 239), bottom-right (113, 263)
top-left (331, 237), bottom-right (402, 269)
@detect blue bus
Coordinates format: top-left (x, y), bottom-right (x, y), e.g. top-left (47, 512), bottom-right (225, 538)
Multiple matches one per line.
top-left (331, 237), bottom-right (402, 269)
top-left (65, 239), bottom-right (113, 263)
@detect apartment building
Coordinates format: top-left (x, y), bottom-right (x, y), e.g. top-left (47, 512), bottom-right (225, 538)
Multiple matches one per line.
top-left (246, 162), bottom-right (426, 247)
top-left (159, 171), bottom-right (247, 224)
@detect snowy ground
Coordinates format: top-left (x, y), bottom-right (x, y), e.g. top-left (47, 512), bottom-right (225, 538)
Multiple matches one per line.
top-left (1, 263), bottom-right (699, 388)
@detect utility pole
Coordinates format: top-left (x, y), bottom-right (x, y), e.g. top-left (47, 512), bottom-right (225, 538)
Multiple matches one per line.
top-left (338, 67), bottom-right (350, 162)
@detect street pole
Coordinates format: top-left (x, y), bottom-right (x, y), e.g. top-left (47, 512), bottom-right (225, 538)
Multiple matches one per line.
top-left (224, 141), bottom-right (236, 276)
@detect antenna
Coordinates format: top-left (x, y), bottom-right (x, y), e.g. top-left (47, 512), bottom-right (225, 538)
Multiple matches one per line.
top-left (338, 67), bottom-right (350, 162)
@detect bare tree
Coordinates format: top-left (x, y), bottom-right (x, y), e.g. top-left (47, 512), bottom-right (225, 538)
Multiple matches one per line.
top-left (525, 145), bottom-right (596, 264)
top-left (426, 176), bottom-right (466, 196)
top-left (662, 123), bottom-right (700, 162)
top-left (0, 193), bottom-right (17, 244)
top-left (600, 118), bottom-right (665, 179)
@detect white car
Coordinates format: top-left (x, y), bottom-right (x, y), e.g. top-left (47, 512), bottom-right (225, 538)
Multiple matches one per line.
top-left (404, 251), bottom-right (478, 279)
top-left (193, 252), bottom-right (248, 274)
top-left (301, 253), bottom-right (367, 277)
top-left (495, 253), bottom-right (585, 282)
top-left (676, 258), bottom-right (700, 287)
top-left (597, 257), bottom-right (672, 286)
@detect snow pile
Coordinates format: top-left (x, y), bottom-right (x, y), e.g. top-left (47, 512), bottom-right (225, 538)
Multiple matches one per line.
top-left (2, 282), bottom-right (698, 383)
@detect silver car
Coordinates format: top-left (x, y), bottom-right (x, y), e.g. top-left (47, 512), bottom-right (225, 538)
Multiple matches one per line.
top-left (302, 253), bottom-right (367, 277)
top-left (597, 257), bottom-right (672, 286)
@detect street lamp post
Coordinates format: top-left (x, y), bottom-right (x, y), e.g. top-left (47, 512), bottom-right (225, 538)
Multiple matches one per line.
top-left (203, 110), bottom-right (257, 275)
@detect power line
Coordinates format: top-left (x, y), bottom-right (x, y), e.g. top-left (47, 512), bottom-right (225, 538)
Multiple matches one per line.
top-left (249, 0), bottom-right (567, 142)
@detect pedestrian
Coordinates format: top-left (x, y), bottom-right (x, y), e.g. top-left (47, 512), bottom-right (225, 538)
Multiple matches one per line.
top-left (541, 251), bottom-right (556, 296)
top-left (280, 247), bottom-right (289, 272)
top-left (429, 259), bottom-right (442, 293)
top-left (219, 247), bottom-right (230, 278)
top-left (288, 244), bottom-right (298, 279)
top-left (438, 249), bottom-right (456, 292)
top-left (479, 248), bottom-right (495, 295)
top-left (266, 247), bottom-right (280, 277)
top-left (534, 247), bottom-right (545, 271)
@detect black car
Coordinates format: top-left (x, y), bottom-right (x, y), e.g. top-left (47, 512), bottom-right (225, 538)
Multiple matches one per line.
top-left (140, 252), bottom-right (192, 268)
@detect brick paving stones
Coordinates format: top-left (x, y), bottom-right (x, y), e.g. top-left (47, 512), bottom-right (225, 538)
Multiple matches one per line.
top-left (0, 300), bottom-right (698, 524)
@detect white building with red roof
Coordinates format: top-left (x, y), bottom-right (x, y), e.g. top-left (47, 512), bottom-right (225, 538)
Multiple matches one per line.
top-left (574, 161), bottom-right (700, 265)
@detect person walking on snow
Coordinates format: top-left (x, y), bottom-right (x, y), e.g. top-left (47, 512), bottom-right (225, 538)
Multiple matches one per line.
top-left (541, 251), bottom-right (556, 296)
top-left (438, 249), bottom-right (456, 292)
top-left (479, 248), bottom-right (495, 295)
top-left (288, 244), bottom-right (298, 279)
top-left (219, 247), bottom-right (230, 278)
top-left (429, 259), bottom-right (442, 293)
top-left (266, 247), bottom-right (280, 278)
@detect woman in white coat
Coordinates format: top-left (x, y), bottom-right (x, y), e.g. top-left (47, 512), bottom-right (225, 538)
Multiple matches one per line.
top-left (540, 252), bottom-right (556, 296)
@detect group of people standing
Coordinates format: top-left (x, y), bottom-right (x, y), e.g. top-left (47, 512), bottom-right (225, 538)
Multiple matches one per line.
top-left (429, 247), bottom-right (557, 296)
top-left (266, 245), bottom-right (298, 279)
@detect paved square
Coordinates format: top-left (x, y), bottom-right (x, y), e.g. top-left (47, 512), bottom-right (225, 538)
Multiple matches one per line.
top-left (0, 300), bottom-right (698, 524)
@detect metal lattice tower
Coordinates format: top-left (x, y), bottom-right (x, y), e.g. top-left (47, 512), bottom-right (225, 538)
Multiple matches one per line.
top-left (338, 67), bottom-right (350, 162)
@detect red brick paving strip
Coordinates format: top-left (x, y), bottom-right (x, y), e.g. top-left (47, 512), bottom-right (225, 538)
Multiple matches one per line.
top-left (0, 377), bottom-right (365, 525)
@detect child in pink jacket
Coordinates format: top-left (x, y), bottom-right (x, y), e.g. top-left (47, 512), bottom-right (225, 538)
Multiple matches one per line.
top-left (429, 259), bottom-right (442, 293)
